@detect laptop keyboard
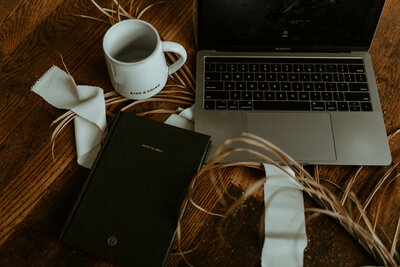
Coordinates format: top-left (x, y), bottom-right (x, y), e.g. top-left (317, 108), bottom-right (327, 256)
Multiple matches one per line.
top-left (203, 57), bottom-right (372, 112)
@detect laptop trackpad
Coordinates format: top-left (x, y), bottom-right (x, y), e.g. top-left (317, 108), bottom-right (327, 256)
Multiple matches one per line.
top-left (247, 113), bottom-right (336, 163)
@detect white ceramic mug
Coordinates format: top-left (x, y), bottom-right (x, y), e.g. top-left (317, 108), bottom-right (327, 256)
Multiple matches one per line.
top-left (103, 19), bottom-right (187, 99)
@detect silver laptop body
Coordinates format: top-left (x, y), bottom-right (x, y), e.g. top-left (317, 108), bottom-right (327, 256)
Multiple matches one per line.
top-left (194, 0), bottom-right (391, 165)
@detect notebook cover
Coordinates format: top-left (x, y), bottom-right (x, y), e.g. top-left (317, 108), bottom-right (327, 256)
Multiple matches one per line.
top-left (60, 112), bottom-right (210, 266)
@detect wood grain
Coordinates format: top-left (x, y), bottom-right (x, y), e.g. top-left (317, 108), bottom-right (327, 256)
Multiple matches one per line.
top-left (0, 0), bottom-right (399, 266)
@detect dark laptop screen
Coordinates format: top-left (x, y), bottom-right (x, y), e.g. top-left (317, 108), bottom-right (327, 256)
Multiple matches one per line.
top-left (197, 0), bottom-right (385, 52)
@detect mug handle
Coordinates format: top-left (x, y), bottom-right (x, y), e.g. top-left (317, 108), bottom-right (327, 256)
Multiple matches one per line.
top-left (162, 41), bottom-right (187, 75)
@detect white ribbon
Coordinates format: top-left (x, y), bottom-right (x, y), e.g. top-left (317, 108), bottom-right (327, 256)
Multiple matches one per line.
top-left (262, 164), bottom-right (307, 267)
top-left (32, 66), bottom-right (107, 168)
top-left (164, 105), bottom-right (194, 130)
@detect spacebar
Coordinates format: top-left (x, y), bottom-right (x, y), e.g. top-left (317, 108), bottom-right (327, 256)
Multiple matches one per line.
top-left (254, 101), bottom-right (311, 110)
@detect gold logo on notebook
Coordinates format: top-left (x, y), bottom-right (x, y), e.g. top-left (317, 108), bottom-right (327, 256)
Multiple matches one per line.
top-left (141, 144), bottom-right (163, 153)
top-left (107, 236), bottom-right (118, 247)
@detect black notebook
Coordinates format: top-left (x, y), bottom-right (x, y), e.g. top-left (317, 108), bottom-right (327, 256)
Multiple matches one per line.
top-left (60, 112), bottom-right (210, 266)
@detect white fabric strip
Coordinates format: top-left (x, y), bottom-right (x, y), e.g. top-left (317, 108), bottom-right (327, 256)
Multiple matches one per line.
top-left (164, 105), bottom-right (194, 130)
top-left (177, 105), bottom-right (194, 121)
top-left (32, 66), bottom-right (106, 169)
top-left (262, 163), bottom-right (307, 267)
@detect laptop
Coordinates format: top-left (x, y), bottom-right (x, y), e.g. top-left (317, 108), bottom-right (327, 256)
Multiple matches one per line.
top-left (194, 0), bottom-right (391, 165)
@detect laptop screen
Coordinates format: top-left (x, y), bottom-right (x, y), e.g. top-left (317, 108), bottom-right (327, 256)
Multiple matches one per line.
top-left (197, 0), bottom-right (385, 52)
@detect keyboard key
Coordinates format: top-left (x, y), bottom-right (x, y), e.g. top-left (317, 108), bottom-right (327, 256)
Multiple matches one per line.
top-left (345, 92), bottom-right (370, 101)
top-left (355, 74), bottom-right (367, 82)
top-left (205, 72), bottom-right (220, 80)
top-left (293, 64), bottom-right (303, 72)
top-left (304, 64), bottom-right (315, 72)
top-left (281, 83), bottom-right (291, 91)
top-left (289, 73), bottom-right (299, 81)
top-left (260, 64), bottom-right (270, 72)
top-left (349, 101), bottom-right (360, 107)
top-left (299, 92), bottom-right (310, 100)
top-left (271, 64), bottom-right (281, 72)
top-left (266, 73), bottom-right (277, 81)
top-left (278, 73), bottom-right (288, 81)
top-left (255, 73), bottom-right (266, 81)
top-left (216, 100), bottom-right (227, 109)
top-left (344, 74), bottom-right (355, 82)
top-left (224, 82), bottom-right (234, 90)
top-left (205, 81), bottom-right (223, 90)
top-left (312, 102), bottom-right (325, 111)
top-left (259, 82), bottom-right (269, 90)
top-left (249, 64), bottom-right (259, 72)
top-left (288, 92), bottom-right (298, 100)
top-left (361, 102), bottom-right (373, 111)
top-left (337, 102), bottom-right (349, 111)
top-left (326, 65), bottom-right (337, 72)
top-left (322, 92), bottom-right (333, 101)
top-left (349, 83), bottom-right (368, 91)
top-left (216, 63), bottom-right (226, 71)
top-left (239, 101), bottom-right (253, 110)
top-left (253, 91), bottom-right (264, 100)
top-left (230, 91), bottom-right (240, 100)
top-left (337, 65), bottom-right (348, 73)
top-left (311, 92), bottom-right (321, 100)
top-left (244, 73), bottom-right (254, 81)
top-left (326, 83), bottom-right (337, 91)
top-left (282, 64), bottom-right (292, 72)
top-left (304, 83), bottom-right (314, 91)
top-left (350, 106), bottom-right (361, 111)
top-left (333, 92), bottom-right (344, 101)
top-left (205, 63), bottom-right (215, 71)
top-left (300, 74), bottom-right (310, 81)
top-left (316, 65), bottom-right (326, 72)
top-left (247, 82), bottom-right (257, 90)
top-left (236, 82), bottom-right (246, 90)
top-left (349, 102), bottom-right (361, 111)
top-left (264, 91), bottom-right (275, 100)
top-left (322, 74), bottom-right (333, 82)
top-left (315, 83), bottom-right (325, 91)
top-left (326, 102), bottom-right (337, 111)
top-left (233, 73), bottom-right (243, 81)
top-left (254, 101), bottom-right (310, 111)
top-left (205, 91), bottom-right (229, 100)
top-left (227, 63), bottom-right (237, 72)
top-left (333, 74), bottom-right (344, 82)
top-left (242, 91), bottom-right (252, 100)
top-left (348, 64), bottom-right (365, 73)
top-left (311, 74), bottom-right (321, 82)
top-left (228, 100), bottom-right (239, 109)
top-left (222, 73), bottom-right (232, 81)
top-left (292, 83), bottom-right (303, 91)
top-left (238, 64), bottom-right (248, 71)
top-left (204, 100), bottom-right (215, 109)
top-left (270, 82), bottom-right (280, 90)
top-left (337, 83), bottom-right (348, 91)
top-left (276, 92), bottom-right (287, 100)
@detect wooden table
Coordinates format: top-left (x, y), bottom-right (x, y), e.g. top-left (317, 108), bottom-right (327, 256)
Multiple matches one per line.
top-left (1, 0), bottom-right (399, 266)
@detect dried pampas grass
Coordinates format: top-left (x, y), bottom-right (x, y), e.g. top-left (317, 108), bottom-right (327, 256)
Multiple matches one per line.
top-left (74, 0), bottom-right (165, 24)
top-left (175, 131), bottom-right (400, 266)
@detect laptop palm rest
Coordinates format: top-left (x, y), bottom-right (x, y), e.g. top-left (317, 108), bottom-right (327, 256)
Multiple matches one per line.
top-left (247, 113), bottom-right (336, 163)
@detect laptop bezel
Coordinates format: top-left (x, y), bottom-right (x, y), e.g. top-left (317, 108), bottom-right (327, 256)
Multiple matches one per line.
top-left (196, 0), bottom-right (386, 53)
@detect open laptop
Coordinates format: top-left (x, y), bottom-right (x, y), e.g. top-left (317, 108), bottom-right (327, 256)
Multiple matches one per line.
top-left (194, 0), bottom-right (391, 165)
